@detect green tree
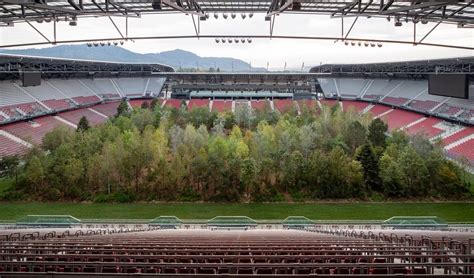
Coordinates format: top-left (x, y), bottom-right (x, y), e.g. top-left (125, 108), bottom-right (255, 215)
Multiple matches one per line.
top-left (141, 101), bottom-right (150, 109)
top-left (77, 116), bottom-right (90, 132)
top-left (25, 156), bottom-right (45, 194)
top-left (344, 120), bottom-right (367, 153)
top-left (356, 144), bottom-right (382, 192)
top-left (116, 100), bottom-right (130, 117)
top-left (240, 158), bottom-right (257, 200)
top-left (368, 118), bottom-right (388, 148)
top-left (150, 99), bottom-right (159, 110)
top-left (379, 153), bottom-right (405, 197)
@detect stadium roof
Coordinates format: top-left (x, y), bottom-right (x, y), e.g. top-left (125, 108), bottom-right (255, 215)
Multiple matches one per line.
top-left (0, 1), bottom-right (472, 26)
top-left (0, 53), bottom-right (174, 78)
top-left (310, 56), bottom-right (474, 76)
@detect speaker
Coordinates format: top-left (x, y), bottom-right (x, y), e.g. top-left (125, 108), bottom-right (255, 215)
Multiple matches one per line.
top-left (152, 0), bottom-right (162, 10)
top-left (292, 2), bottom-right (301, 10)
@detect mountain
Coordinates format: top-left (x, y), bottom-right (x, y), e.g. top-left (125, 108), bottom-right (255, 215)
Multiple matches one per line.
top-left (0, 45), bottom-right (266, 72)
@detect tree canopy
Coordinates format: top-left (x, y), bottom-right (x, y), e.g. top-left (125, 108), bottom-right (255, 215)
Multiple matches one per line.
top-left (1, 101), bottom-right (471, 202)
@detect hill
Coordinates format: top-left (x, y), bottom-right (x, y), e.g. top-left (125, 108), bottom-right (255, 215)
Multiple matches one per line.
top-left (0, 45), bottom-right (266, 72)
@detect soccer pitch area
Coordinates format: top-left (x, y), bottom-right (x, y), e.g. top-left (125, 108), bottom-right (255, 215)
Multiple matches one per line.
top-left (1, 202), bottom-right (472, 222)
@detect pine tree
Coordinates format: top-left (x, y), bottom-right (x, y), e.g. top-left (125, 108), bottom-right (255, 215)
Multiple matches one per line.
top-left (356, 144), bottom-right (382, 192)
top-left (368, 118), bottom-right (388, 148)
top-left (116, 100), bottom-right (129, 117)
top-left (77, 116), bottom-right (90, 132)
top-left (141, 101), bottom-right (150, 109)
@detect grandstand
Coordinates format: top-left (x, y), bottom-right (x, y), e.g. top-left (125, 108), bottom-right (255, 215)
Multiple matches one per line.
top-left (0, 214), bottom-right (473, 276)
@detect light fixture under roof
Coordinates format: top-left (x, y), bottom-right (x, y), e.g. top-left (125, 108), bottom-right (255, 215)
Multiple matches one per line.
top-left (234, 38), bottom-right (239, 43)
top-left (215, 38), bottom-right (220, 43)
top-left (241, 13), bottom-right (246, 19)
top-left (228, 38), bottom-right (232, 43)
top-left (231, 13), bottom-right (236, 19)
top-left (247, 38), bottom-right (252, 43)
top-left (241, 38), bottom-right (246, 43)
top-left (223, 13), bottom-right (228, 19)
top-left (214, 13), bottom-right (218, 19)
top-left (249, 13), bottom-right (253, 18)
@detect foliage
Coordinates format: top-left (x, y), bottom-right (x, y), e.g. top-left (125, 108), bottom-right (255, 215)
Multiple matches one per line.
top-left (77, 116), bottom-right (90, 132)
top-left (2, 102), bottom-right (471, 202)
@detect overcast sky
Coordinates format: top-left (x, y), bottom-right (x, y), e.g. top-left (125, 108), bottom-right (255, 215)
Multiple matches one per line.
top-left (1, 13), bottom-right (472, 70)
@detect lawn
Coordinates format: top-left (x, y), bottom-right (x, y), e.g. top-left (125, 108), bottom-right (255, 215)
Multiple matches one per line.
top-left (1, 202), bottom-right (473, 222)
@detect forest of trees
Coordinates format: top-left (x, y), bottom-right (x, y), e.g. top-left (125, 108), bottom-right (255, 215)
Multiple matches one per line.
top-left (0, 100), bottom-right (471, 202)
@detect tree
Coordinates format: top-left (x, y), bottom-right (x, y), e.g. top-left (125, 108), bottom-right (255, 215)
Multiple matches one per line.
top-left (116, 100), bottom-right (130, 117)
top-left (240, 158), bottom-right (257, 199)
top-left (356, 144), bottom-right (382, 192)
top-left (368, 118), bottom-right (388, 148)
top-left (141, 101), bottom-right (150, 109)
top-left (379, 153), bottom-right (405, 197)
top-left (43, 126), bottom-right (75, 151)
top-left (0, 155), bottom-right (20, 186)
top-left (77, 116), bottom-right (90, 132)
top-left (150, 99), bottom-right (159, 110)
top-left (398, 146), bottom-right (429, 196)
top-left (25, 156), bottom-right (45, 194)
top-left (344, 121), bottom-right (367, 153)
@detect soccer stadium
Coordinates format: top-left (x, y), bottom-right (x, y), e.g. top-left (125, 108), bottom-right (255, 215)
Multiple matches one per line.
top-left (0, 0), bottom-right (474, 276)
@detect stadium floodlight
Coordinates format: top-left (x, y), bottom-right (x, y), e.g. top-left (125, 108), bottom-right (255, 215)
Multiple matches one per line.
top-left (241, 38), bottom-right (246, 43)
top-left (228, 38), bottom-right (233, 43)
top-left (214, 13), bottom-right (218, 19)
top-left (249, 13), bottom-right (254, 18)
top-left (223, 13), bottom-right (228, 19)
top-left (100, 42), bottom-right (105, 46)
top-left (44, 17), bottom-right (52, 23)
top-left (344, 41), bottom-right (349, 46)
top-left (357, 41), bottom-right (362, 46)
top-left (113, 41), bottom-right (118, 46)
top-left (120, 41), bottom-right (124, 45)
top-left (107, 41), bottom-right (111, 46)
top-left (370, 43), bottom-right (376, 47)
top-left (421, 19), bottom-right (428, 24)
top-left (205, 13), bottom-right (210, 19)
top-left (364, 42), bottom-right (369, 47)
top-left (87, 42), bottom-right (92, 47)
top-left (350, 41), bottom-right (356, 46)
top-left (234, 38), bottom-right (239, 43)
top-left (377, 43), bottom-right (383, 47)
top-left (241, 13), bottom-right (246, 19)
top-left (93, 42), bottom-right (99, 47)
top-left (215, 38), bottom-right (220, 43)
top-left (231, 13), bottom-right (236, 19)
top-left (247, 38), bottom-right (252, 43)
top-left (36, 19), bottom-right (44, 23)
top-left (222, 38), bottom-right (226, 43)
